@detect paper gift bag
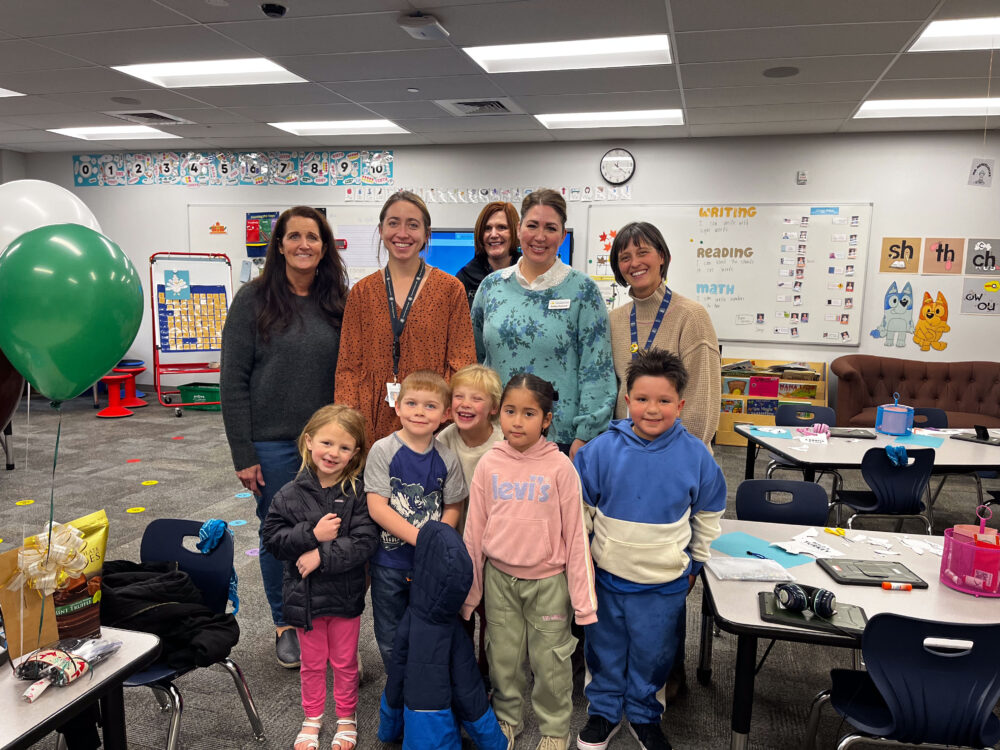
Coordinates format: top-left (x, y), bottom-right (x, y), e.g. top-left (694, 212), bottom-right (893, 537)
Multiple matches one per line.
top-left (0, 546), bottom-right (60, 661)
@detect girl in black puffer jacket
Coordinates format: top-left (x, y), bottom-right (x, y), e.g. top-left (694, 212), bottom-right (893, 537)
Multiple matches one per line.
top-left (263, 405), bottom-right (378, 750)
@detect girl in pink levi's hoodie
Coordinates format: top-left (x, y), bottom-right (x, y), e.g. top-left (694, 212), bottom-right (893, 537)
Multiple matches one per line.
top-left (461, 373), bottom-right (596, 747)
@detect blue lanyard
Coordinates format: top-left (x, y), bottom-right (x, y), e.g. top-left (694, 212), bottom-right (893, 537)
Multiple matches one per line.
top-left (630, 287), bottom-right (672, 358)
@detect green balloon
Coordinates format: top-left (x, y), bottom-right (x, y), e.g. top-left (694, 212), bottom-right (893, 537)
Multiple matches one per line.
top-left (0, 223), bottom-right (143, 402)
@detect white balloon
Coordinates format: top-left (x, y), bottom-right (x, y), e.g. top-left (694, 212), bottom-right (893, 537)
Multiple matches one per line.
top-left (0, 179), bottom-right (102, 253)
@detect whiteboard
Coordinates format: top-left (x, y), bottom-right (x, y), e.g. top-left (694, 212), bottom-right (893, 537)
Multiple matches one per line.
top-left (586, 203), bottom-right (872, 346)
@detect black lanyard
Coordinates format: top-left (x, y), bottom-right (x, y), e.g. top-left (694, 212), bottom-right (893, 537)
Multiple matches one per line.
top-left (630, 287), bottom-right (672, 358)
top-left (384, 261), bottom-right (426, 378)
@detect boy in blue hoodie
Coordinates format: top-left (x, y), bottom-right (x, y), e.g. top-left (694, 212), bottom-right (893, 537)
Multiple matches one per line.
top-left (572, 348), bottom-right (726, 750)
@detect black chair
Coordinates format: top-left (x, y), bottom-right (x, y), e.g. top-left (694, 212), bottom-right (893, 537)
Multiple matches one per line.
top-left (910, 406), bottom-right (948, 429)
top-left (765, 404), bottom-right (843, 495)
top-left (124, 519), bottom-right (265, 750)
top-left (914, 408), bottom-right (994, 508)
top-left (804, 613), bottom-right (1000, 749)
top-left (830, 448), bottom-right (935, 533)
top-left (735, 479), bottom-right (830, 525)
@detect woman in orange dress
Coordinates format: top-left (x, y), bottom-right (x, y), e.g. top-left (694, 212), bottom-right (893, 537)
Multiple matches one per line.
top-left (335, 190), bottom-right (476, 442)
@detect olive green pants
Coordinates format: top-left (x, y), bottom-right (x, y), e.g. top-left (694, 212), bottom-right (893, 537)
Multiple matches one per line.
top-left (484, 561), bottom-right (578, 738)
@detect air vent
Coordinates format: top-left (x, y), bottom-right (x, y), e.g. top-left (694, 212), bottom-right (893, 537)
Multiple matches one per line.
top-left (433, 98), bottom-right (525, 117)
top-left (104, 110), bottom-right (193, 126)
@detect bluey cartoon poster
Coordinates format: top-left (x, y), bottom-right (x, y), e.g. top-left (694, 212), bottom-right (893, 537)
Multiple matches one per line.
top-left (912, 291), bottom-right (950, 351)
top-left (870, 281), bottom-right (914, 347)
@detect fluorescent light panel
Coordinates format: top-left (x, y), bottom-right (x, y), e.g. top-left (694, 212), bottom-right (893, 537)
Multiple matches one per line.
top-left (536, 109), bottom-right (683, 129)
top-left (268, 120), bottom-right (409, 136)
top-left (48, 125), bottom-right (180, 140)
top-left (113, 58), bottom-right (305, 88)
top-left (855, 98), bottom-right (1000, 118)
top-left (0, 87), bottom-right (26, 98)
top-left (465, 34), bottom-right (670, 73)
top-left (910, 17), bottom-right (1000, 52)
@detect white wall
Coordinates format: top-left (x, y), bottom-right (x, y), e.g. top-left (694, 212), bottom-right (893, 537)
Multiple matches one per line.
top-left (22, 131), bottom-right (1000, 381)
top-left (0, 150), bottom-right (26, 182)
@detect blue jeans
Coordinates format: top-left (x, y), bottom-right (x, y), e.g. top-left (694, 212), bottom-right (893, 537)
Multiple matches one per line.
top-left (370, 563), bottom-right (413, 670)
top-left (253, 439), bottom-right (301, 627)
top-left (583, 581), bottom-right (686, 724)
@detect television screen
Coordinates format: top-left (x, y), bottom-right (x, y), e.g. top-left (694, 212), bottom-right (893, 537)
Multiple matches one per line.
top-left (425, 228), bottom-right (573, 277)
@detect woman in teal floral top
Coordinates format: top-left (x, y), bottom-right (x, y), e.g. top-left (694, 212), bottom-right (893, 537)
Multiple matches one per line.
top-left (471, 189), bottom-right (616, 458)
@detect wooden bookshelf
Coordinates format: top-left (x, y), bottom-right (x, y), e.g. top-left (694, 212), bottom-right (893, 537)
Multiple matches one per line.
top-left (716, 358), bottom-right (828, 447)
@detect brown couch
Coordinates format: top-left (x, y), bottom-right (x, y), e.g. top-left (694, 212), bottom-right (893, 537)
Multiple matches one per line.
top-left (831, 355), bottom-right (1000, 428)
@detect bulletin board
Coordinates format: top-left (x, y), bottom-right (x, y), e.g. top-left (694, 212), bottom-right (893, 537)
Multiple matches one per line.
top-left (586, 203), bottom-right (872, 346)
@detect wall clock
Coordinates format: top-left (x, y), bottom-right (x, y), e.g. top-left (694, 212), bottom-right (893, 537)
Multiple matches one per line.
top-left (600, 147), bottom-right (635, 185)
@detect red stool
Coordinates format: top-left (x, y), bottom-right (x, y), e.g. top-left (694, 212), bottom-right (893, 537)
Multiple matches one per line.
top-left (113, 366), bottom-right (148, 408)
top-left (97, 374), bottom-right (133, 418)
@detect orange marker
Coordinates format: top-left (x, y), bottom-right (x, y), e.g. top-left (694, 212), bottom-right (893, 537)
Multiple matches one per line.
top-left (881, 582), bottom-right (912, 591)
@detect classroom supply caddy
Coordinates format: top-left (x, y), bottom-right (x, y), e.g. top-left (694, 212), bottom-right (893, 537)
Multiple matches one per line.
top-left (940, 505), bottom-right (1000, 597)
top-left (148, 252), bottom-right (232, 416)
top-left (875, 392), bottom-right (914, 436)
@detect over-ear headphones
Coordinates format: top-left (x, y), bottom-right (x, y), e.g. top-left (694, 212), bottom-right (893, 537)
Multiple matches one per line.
top-left (773, 583), bottom-right (837, 619)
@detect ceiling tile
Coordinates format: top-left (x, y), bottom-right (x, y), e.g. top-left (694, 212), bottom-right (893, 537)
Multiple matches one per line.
top-left (422, 130), bottom-right (556, 144)
top-left (37, 26), bottom-right (253, 67)
top-left (687, 101), bottom-right (856, 125)
top-left (0, 129), bottom-right (89, 144)
top-left (223, 102), bottom-right (377, 122)
top-left (393, 114), bottom-right (543, 133)
top-left (178, 83), bottom-right (348, 109)
top-left (211, 15), bottom-right (447, 56)
top-left (0, 40), bottom-right (95, 73)
top-left (0, 67), bottom-right (155, 95)
top-left (870, 78), bottom-right (994, 98)
top-left (680, 55), bottom-right (894, 87)
top-left (198, 135), bottom-right (323, 148)
top-left (675, 23), bottom-right (923, 64)
top-left (491, 66), bottom-right (677, 97)
top-left (363, 101), bottom-right (455, 119)
top-left (515, 91), bottom-right (682, 115)
top-left (842, 115), bottom-right (1000, 132)
top-left (0, 111), bottom-right (138, 129)
top-left (549, 125), bottom-right (687, 141)
top-left (3, 1), bottom-right (191, 37)
top-left (160, 107), bottom-right (257, 124)
top-left (327, 75), bottom-right (504, 103)
top-left (166, 123), bottom-right (285, 138)
top-left (671, 0), bottom-right (938, 31)
top-left (42, 88), bottom-right (208, 111)
top-left (885, 50), bottom-right (995, 79)
top-left (277, 49), bottom-right (482, 82)
top-left (0, 120), bottom-right (27, 132)
top-left (684, 81), bottom-right (871, 107)
top-left (157, 0), bottom-right (411, 23)
top-left (304, 133), bottom-right (432, 147)
top-left (0, 97), bottom-right (84, 116)
top-left (935, 0), bottom-right (1000, 20)
top-left (688, 119), bottom-right (851, 137)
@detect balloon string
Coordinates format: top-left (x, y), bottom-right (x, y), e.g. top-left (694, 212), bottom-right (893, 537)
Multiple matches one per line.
top-left (34, 403), bottom-right (62, 656)
top-left (24, 384), bottom-right (30, 471)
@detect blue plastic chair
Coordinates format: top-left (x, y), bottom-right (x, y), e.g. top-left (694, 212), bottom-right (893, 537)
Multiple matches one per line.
top-left (916, 409), bottom-right (995, 508)
top-left (910, 406), bottom-right (947, 428)
top-left (124, 519), bottom-right (265, 750)
top-left (831, 448), bottom-right (935, 533)
top-left (735, 479), bottom-right (830, 525)
top-left (804, 613), bottom-right (1000, 749)
top-left (766, 404), bottom-right (843, 495)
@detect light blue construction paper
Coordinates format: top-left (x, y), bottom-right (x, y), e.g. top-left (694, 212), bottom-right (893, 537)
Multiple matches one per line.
top-left (749, 427), bottom-right (793, 439)
top-left (894, 433), bottom-right (944, 448)
top-left (711, 531), bottom-right (814, 568)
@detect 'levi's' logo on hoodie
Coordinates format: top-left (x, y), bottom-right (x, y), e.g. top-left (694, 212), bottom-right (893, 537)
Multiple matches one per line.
top-left (491, 473), bottom-right (550, 502)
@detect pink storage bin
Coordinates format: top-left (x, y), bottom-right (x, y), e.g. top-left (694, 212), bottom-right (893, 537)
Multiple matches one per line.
top-left (940, 528), bottom-right (1000, 597)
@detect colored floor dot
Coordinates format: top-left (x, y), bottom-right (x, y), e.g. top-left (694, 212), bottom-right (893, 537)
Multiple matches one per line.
top-left (230, 520), bottom-right (247, 527)
top-left (235, 491), bottom-right (252, 498)
top-left (172, 436), bottom-right (184, 441)
top-left (141, 480), bottom-right (158, 486)
top-left (245, 548), bottom-right (260, 557)
top-left (126, 458), bottom-right (141, 463)
top-left (15, 499), bottom-right (34, 506)
top-left (126, 507), bottom-right (146, 514)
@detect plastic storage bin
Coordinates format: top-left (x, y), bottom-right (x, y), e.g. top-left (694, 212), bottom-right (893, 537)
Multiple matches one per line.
top-left (177, 382), bottom-right (221, 411)
top-left (876, 392), bottom-right (913, 436)
top-left (940, 528), bottom-right (1000, 597)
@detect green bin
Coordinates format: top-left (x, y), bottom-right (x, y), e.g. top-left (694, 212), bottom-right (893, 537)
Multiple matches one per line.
top-left (178, 382), bottom-right (221, 410)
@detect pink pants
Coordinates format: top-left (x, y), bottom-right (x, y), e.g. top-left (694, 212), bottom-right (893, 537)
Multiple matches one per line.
top-left (297, 615), bottom-right (361, 717)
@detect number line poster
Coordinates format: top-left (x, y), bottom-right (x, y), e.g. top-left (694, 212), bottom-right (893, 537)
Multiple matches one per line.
top-left (73, 150), bottom-right (394, 187)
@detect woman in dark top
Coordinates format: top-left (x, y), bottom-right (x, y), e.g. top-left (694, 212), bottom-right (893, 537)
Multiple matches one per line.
top-left (455, 201), bottom-right (521, 308)
top-left (221, 205), bottom-right (348, 668)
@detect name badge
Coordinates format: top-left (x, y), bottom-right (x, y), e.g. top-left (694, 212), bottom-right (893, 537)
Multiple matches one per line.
top-left (385, 381), bottom-right (401, 408)
top-left (548, 299), bottom-right (571, 310)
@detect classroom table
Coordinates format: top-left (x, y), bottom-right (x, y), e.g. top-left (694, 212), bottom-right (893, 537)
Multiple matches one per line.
top-left (697, 518), bottom-right (998, 750)
top-left (0, 627), bottom-right (160, 750)
top-left (735, 423), bottom-right (1000, 482)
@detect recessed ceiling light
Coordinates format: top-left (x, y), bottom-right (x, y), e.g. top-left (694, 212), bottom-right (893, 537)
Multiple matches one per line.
top-left (535, 109), bottom-right (683, 129)
top-left (47, 125), bottom-right (181, 140)
top-left (407, 88), bottom-right (420, 93)
top-left (465, 34), bottom-right (671, 74)
top-left (855, 98), bottom-right (1000, 118)
top-left (763, 66), bottom-right (800, 78)
top-left (0, 87), bottom-right (26, 98)
top-left (113, 58), bottom-right (305, 88)
top-left (268, 120), bottom-right (409, 136)
top-left (910, 16), bottom-right (1000, 52)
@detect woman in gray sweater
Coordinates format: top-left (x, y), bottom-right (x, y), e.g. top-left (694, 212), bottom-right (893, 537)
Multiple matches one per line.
top-left (221, 206), bottom-right (348, 668)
